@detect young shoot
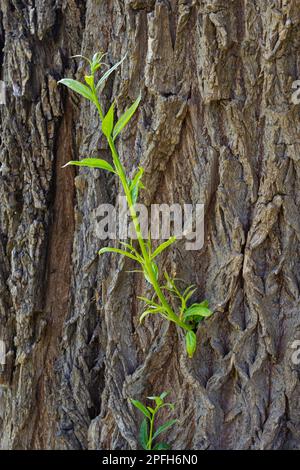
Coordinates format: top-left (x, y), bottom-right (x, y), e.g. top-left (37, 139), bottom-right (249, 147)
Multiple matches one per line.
top-left (130, 392), bottom-right (177, 450)
top-left (58, 52), bottom-right (213, 358)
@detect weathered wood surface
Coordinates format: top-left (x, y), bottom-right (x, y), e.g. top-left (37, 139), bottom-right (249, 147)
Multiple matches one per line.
top-left (0, 0), bottom-right (300, 449)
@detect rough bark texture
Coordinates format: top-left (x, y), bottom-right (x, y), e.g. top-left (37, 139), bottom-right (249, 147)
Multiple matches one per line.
top-left (0, 0), bottom-right (300, 450)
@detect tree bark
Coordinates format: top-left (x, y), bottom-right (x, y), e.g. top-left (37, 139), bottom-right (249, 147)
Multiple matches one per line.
top-left (0, 0), bottom-right (300, 450)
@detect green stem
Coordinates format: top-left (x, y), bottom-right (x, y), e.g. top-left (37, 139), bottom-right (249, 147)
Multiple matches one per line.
top-left (94, 93), bottom-right (191, 333)
top-left (148, 412), bottom-right (155, 450)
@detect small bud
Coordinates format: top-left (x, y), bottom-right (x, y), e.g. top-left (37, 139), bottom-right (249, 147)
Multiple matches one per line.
top-left (185, 331), bottom-right (197, 358)
top-left (84, 75), bottom-right (94, 88)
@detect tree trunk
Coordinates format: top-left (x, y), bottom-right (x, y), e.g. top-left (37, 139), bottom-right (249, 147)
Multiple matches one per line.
top-left (0, 0), bottom-right (300, 450)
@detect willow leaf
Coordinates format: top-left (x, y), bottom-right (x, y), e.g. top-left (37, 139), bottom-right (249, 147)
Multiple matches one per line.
top-left (96, 54), bottom-right (127, 90)
top-left (113, 94), bottom-right (141, 141)
top-left (152, 419), bottom-right (178, 441)
top-left (130, 399), bottom-right (151, 419)
top-left (98, 247), bottom-right (139, 262)
top-left (58, 78), bottom-right (95, 103)
top-left (151, 236), bottom-right (177, 259)
top-left (63, 158), bottom-right (116, 173)
top-left (102, 102), bottom-right (115, 138)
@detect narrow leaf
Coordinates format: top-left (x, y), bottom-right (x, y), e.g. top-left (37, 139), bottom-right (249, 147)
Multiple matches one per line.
top-left (70, 54), bottom-right (91, 65)
top-left (149, 396), bottom-right (163, 407)
top-left (131, 167), bottom-right (144, 190)
top-left (139, 418), bottom-right (149, 450)
top-left (119, 241), bottom-right (136, 252)
top-left (130, 399), bottom-right (151, 419)
top-left (183, 285), bottom-right (196, 297)
top-left (130, 185), bottom-right (138, 205)
top-left (183, 287), bottom-right (197, 303)
top-left (160, 391), bottom-right (169, 401)
top-left (139, 308), bottom-right (165, 324)
top-left (151, 236), bottom-right (177, 259)
top-left (113, 93), bottom-right (141, 141)
top-left (96, 54), bottom-right (127, 90)
top-left (119, 242), bottom-right (144, 262)
top-left (91, 52), bottom-right (107, 74)
top-left (184, 304), bottom-right (212, 319)
top-left (147, 406), bottom-right (155, 413)
top-left (102, 102), bottom-right (115, 138)
top-left (152, 419), bottom-right (178, 441)
top-left (144, 262), bottom-right (158, 285)
top-left (160, 402), bottom-right (175, 412)
top-left (147, 392), bottom-right (169, 408)
top-left (147, 395), bottom-right (160, 402)
top-left (130, 166), bottom-right (144, 204)
top-left (137, 296), bottom-right (165, 310)
top-left (153, 442), bottom-right (170, 450)
top-left (58, 78), bottom-right (95, 102)
top-left (98, 247), bottom-right (139, 262)
top-left (63, 158), bottom-right (116, 173)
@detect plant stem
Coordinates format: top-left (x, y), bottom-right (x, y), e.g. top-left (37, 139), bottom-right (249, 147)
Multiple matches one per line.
top-left (109, 137), bottom-right (191, 332)
top-left (148, 412), bottom-right (155, 450)
top-left (95, 94), bottom-right (191, 333)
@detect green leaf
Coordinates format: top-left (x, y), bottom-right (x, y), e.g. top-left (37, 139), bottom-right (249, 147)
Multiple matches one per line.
top-left (147, 393), bottom-right (170, 408)
top-left (138, 296), bottom-right (156, 306)
top-left (130, 399), bottom-right (151, 419)
top-left (130, 167), bottom-right (145, 204)
top-left (113, 93), bottom-right (141, 141)
top-left (147, 395), bottom-right (160, 402)
top-left (147, 391), bottom-right (169, 407)
top-left (185, 331), bottom-right (197, 359)
top-left (153, 442), bottom-right (170, 450)
top-left (70, 54), bottom-right (91, 66)
top-left (119, 241), bottom-right (137, 252)
top-left (183, 286), bottom-right (197, 303)
top-left (163, 271), bottom-right (176, 290)
top-left (62, 158), bottom-right (116, 173)
top-left (98, 247), bottom-right (140, 262)
top-left (96, 54), bottom-right (127, 90)
top-left (139, 307), bottom-right (167, 324)
top-left (183, 285), bottom-right (196, 296)
top-left (126, 270), bottom-right (144, 274)
top-left (102, 102), bottom-right (115, 138)
top-left (160, 402), bottom-right (175, 412)
top-left (138, 297), bottom-right (164, 310)
top-left (84, 75), bottom-right (94, 88)
top-left (184, 304), bottom-right (212, 319)
top-left (119, 241), bottom-right (143, 262)
top-left (139, 418), bottom-right (149, 450)
top-left (147, 396), bottom-right (163, 407)
top-left (151, 236), bottom-right (177, 259)
top-left (91, 52), bottom-right (106, 74)
top-left (140, 303), bottom-right (169, 322)
top-left (159, 391), bottom-right (169, 401)
top-left (58, 78), bottom-right (95, 103)
top-left (144, 262), bottom-right (158, 285)
top-left (130, 186), bottom-right (137, 205)
top-left (146, 235), bottom-right (152, 255)
top-left (152, 419), bottom-right (178, 441)
top-left (131, 167), bottom-right (144, 190)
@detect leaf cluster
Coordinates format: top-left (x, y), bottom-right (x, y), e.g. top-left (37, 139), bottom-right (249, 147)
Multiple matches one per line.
top-left (130, 392), bottom-right (177, 450)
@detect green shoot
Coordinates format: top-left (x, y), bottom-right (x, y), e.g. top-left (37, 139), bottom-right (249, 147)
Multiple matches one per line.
top-left (58, 52), bottom-right (213, 358)
top-left (130, 392), bottom-right (177, 450)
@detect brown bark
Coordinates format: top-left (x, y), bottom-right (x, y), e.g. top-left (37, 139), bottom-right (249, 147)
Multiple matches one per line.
top-left (0, 0), bottom-right (300, 450)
